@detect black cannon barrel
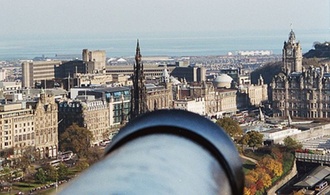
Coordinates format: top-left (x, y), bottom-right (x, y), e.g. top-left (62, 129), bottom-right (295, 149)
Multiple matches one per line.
top-left (59, 110), bottom-right (244, 195)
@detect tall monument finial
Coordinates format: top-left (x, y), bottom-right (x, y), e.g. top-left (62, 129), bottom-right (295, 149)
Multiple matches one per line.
top-left (135, 39), bottom-right (141, 62)
top-left (131, 39), bottom-right (147, 120)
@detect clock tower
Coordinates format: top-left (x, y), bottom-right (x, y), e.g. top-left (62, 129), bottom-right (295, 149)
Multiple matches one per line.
top-left (282, 29), bottom-right (303, 74)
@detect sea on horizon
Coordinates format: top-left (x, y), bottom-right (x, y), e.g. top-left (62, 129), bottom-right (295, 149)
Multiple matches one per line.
top-left (0, 29), bottom-right (328, 60)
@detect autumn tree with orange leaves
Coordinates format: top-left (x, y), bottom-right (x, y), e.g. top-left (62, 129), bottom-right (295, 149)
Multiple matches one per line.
top-left (244, 167), bottom-right (272, 195)
top-left (258, 156), bottom-right (283, 177)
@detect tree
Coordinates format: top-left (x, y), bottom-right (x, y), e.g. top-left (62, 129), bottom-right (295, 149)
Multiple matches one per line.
top-left (245, 131), bottom-right (263, 151)
top-left (258, 156), bottom-right (283, 177)
top-left (75, 160), bottom-right (89, 172)
top-left (59, 123), bottom-right (93, 158)
top-left (216, 117), bottom-right (243, 140)
top-left (87, 147), bottom-right (103, 165)
top-left (44, 164), bottom-right (58, 182)
top-left (283, 136), bottom-right (302, 151)
top-left (35, 168), bottom-right (47, 184)
top-left (255, 168), bottom-right (272, 189)
top-left (57, 163), bottom-right (69, 180)
top-left (17, 146), bottom-right (38, 174)
top-left (0, 167), bottom-right (12, 182)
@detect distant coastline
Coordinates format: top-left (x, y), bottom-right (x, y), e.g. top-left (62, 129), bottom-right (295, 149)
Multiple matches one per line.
top-left (0, 29), bottom-right (328, 60)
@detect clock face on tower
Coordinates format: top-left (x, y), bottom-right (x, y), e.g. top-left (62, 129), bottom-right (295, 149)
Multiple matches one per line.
top-left (286, 49), bottom-right (293, 56)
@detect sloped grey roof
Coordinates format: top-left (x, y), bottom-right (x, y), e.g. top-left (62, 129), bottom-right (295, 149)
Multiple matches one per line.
top-left (294, 166), bottom-right (330, 187)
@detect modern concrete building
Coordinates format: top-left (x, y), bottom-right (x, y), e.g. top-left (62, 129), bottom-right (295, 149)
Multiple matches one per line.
top-left (22, 60), bottom-right (62, 88)
top-left (0, 69), bottom-right (6, 81)
top-left (106, 64), bottom-right (176, 78)
top-left (82, 49), bottom-right (106, 73)
top-left (171, 66), bottom-right (206, 83)
top-left (0, 81), bottom-right (22, 92)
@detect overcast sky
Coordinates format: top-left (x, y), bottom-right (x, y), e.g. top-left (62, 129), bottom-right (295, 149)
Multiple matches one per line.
top-left (0, 0), bottom-right (328, 36)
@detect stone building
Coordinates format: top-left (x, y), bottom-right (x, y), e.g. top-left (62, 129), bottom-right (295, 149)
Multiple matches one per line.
top-left (28, 91), bottom-right (58, 158)
top-left (213, 74), bottom-right (233, 88)
top-left (58, 97), bottom-right (109, 146)
top-left (145, 83), bottom-right (173, 111)
top-left (0, 103), bottom-right (34, 156)
top-left (239, 75), bottom-right (268, 107)
top-left (175, 81), bottom-right (237, 118)
top-left (173, 98), bottom-right (205, 116)
top-left (0, 91), bottom-right (58, 159)
top-left (272, 30), bottom-right (330, 119)
top-left (58, 87), bottom-right (131, 145)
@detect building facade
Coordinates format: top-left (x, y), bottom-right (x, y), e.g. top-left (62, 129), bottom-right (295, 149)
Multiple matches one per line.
top-left (29, 92), bottom-right (58, 158)
top-left (272, 30), bottom-right (330, 119)
top-left (22, 60), bottom-right (62, 88)
top-left (0, 93), bottom-right (58, 159)
top-left (82, 49), bottom-right (106, 73)
top-left (173, 98), bottom-right (205, 116)
top-left (58, 98), bottom-right (110, 146)
top-left (145, 83), bottom-right (173, 111)
top-left (0, 103), bottom-right (34, 156)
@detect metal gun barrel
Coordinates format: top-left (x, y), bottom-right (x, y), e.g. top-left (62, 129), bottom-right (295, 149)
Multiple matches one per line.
top-left (60, 110), bottom-right (244, 195)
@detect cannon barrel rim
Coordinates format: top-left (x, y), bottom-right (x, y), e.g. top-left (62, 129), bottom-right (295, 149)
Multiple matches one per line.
top-left (105, 109), bottom-right (244, 195)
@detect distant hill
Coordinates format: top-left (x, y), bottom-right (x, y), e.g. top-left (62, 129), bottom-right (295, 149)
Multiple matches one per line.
top-left (303, 42), bottom-right (330, 58)
top-left (250, 57), bottom-right (328, 85)
top-left (251, 61), bottom-right (282, 85)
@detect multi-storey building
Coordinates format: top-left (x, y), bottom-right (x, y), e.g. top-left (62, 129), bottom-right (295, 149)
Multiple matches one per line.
top-left (272, 30), bottom-right (329, 119)
top-left (28, 91), bottom-right (58, 158)
top-left (171, 66), bottom-right (206, 83)
top-left (173, 98), bottom-right (205, 116)
top-left (175, 81), bottom-right (237, 118)
top-left (0, 90), bottom-right (59, 158)
top-left (145, 83), bottom-right (173, 111)
top-left (0, 69), bottom-right (6, 81)
top-left (239, 75), bottom-right (268, 107)
top-left (58, 86), bottom-right (131, 144)
top-left (22, 60), bottom-right (62, 88)
top-left (82, 49), bottom-right (106, 73)
top-left (0, 103), bottom-right (34, 156)
top-left (58, 97), bottom-right (109, 146)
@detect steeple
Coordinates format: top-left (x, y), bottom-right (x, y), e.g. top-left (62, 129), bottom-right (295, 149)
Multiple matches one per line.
top-left (131, 40), bottom-right (147, 119)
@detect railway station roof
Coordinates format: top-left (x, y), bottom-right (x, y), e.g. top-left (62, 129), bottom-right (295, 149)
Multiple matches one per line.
top-left (294, 166), bottom-right (330, 188)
